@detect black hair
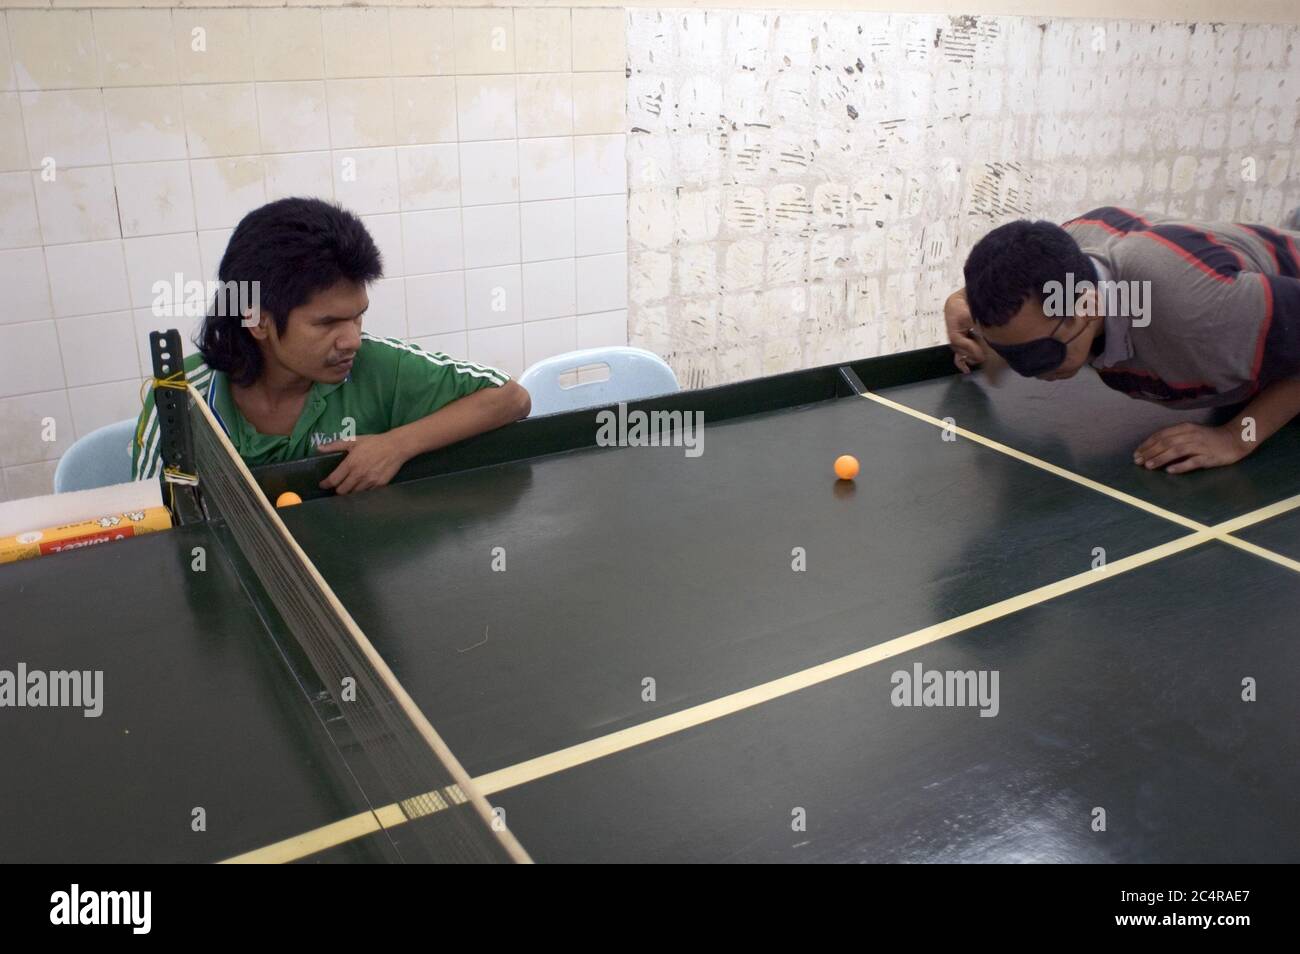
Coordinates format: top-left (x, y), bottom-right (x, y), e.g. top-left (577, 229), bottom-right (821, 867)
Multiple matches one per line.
top-left (962, 219), bottom-right (1098, 327)
top-left (197, 197), bottom-right (383, 386)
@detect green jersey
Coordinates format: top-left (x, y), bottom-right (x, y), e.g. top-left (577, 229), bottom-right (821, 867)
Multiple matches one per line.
top-left (131, 333), bottom-right (510, 480)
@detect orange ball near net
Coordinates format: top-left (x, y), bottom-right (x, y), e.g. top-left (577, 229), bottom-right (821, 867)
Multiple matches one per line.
top-left (834, 455), bottom-right (860, 481)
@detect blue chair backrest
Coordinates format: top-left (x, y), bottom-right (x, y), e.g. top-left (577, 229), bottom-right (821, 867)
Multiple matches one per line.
top-left (53, 419), bottom-right (138, 493)
top-left (519, 347), bottom-right (679, 417)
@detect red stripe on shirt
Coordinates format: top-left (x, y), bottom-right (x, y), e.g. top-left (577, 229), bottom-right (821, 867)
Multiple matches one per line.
top-left (1260, 232), bottom-right (1281, 271)
top-left (1098, 363), bottom-right (1216, 391)
top-left (1287, 233), bottom-right (1300, 272)
top-left (1205, 230), bottom-right (1247, 271)
top-left (1067, 217), bottom-right (1124, 235)
top-left (1138, 230), bottom-right (1236, 284)
top-left (1242, 224), bottom-right (1300, 278)
top-left (1117, 208), bottom-right (1152, 227)
top-left (1062, 207), bottom-right (1152, 234)
top-left (1251, 272), bottom-right (1274, 381)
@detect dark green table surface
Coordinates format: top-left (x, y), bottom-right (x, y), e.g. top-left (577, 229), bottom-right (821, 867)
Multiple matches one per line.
top-left (279, 393), bottom-right (1188, 777)
top-left (0, 525), bottom-right (379, 863)
top-left (6, 357), bottom-right (1297, 862)
top-left (276, 371), bottom-right (1298, 862)
top-left (884, 369), bottom-right (1300, 525)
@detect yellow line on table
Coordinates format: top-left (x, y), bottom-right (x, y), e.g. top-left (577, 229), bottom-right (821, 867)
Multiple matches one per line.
top-left (1216, 534), bottom-right (1300, 574)
top-left (859, 390), bottom-right (1211, 532)
top-left (1211, 493), bottom-right (1300, 534)
top-left (221, 803), bottom-right (404, 864)
top-left (222, 526), bottom-right (1214, 864)
top-left (474, 531), bottom-right (1213, 794)
top-left (860, 391), bottom-right (1300, 571)
top-left (1212, 494), bottom-right (1300, 574)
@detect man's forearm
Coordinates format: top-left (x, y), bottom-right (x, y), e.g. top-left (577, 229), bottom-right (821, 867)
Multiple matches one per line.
top-left (1226, 378), bottom-right (1300, 454)
top-left (388, 382), bottom-right (531, 460)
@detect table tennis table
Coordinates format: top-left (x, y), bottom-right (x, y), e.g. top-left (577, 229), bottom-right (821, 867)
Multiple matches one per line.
top-left (4, 345), bottom-right (1299, 863)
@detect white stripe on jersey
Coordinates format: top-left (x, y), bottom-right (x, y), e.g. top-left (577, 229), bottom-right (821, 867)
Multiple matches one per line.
top-left (360, 332), bottom-right (510, 386)
top-left (137, 364), bottom-right (212, 480)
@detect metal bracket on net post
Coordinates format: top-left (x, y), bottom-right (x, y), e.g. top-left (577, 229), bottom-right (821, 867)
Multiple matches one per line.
top-left (149, 330), bottom-right (204, 525)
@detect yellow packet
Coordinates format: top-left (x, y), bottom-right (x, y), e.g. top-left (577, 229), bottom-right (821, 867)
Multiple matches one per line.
top-left (0, 507), bottom-right (172, 565)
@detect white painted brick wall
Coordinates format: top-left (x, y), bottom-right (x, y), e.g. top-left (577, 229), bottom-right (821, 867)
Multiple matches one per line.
top-left (627, 10), bottom-right (1300, 388)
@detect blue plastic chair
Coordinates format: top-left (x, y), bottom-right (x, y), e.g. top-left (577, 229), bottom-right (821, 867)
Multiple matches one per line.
top-left (53, 419), bottom-right (138, 493)
top-left (519, 347), bottom-right (680, 416)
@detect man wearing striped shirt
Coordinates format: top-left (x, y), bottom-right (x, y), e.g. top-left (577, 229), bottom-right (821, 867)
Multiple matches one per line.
top-left (945, 206), bottom-right (1300, 473)
top-left (132, 198), bottom-right (530, 495)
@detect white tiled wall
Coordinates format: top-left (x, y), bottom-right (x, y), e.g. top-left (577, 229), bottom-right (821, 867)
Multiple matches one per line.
top-left (0, 6), bottom-right (630, 500)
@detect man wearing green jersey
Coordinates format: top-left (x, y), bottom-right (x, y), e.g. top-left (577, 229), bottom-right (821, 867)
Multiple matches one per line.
top-left (133, 198), bottom-right (530, 495)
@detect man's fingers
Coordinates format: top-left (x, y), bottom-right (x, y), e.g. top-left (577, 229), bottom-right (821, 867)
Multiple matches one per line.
top-left (1145, 453), bottom-right (1188, 471)
top-left (1135, 425), bottom-right (1192, 458)
top-left (1166, 455), bottom-right (1208, 474)
top-left (1136, 439), bottom-right (1176, 467)
top-left (1134, 437), bottom-right (1165, 459)
top-left (1142, 438), bottom-right (1198, 470)
top-left (334, 471), bottom-right (363, 496)
top-left (955, 336), bottom-right (984, 363)
top-left (1135, 425), bottom-right (1231, 474)
top-left (319, 459), bottom-right (351, 491)
top-left (1133, 431), bottom-right (1161, 455)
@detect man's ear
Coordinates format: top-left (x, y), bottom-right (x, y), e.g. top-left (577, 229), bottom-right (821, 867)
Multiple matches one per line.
top-left (241, 307), bottom-right (270, 340)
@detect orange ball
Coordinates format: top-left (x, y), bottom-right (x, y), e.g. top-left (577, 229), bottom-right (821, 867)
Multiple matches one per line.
top-left (834, 455), bottom-right (859, 481)
top-left (276, 491), bottom-right (303, 508)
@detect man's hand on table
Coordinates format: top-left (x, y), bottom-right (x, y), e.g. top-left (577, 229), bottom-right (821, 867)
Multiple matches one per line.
top-left (315, 433), bottom-right (409, 495)
top-left (1133, 423), bottom-right (1253, 474)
